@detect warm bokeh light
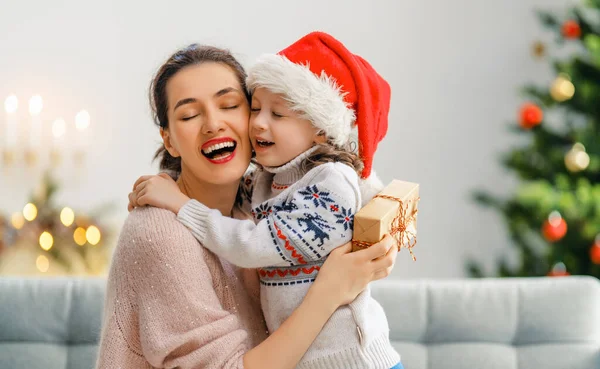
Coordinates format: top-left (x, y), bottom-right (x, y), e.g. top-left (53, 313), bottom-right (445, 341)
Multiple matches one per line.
top-left (23, 203), bottom-right (38, 221)
top-left (74, 227), bottom-right (87, 246)
top-left (86, 225), bottom-right (101, 245)
top-left (39, 231), bottom-right (54, 251)
top-left (36, 255), bottom-right (50, 273)
top-left (11, 213), bottom-right (25, 229)
top-left (60, 207), bottom-right (75, 227)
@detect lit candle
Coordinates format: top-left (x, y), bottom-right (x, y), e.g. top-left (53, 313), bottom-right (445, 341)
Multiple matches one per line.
top-left (75, 109), bottom-right (90, 153)
top-left (52, 118), bottom-right (66, 146)
top-left (28, 95), bottom-right (43, 151)
top-left (51, 118), bottom-right (66, 166)
top-left (4, 94), bottom-right (18, 148)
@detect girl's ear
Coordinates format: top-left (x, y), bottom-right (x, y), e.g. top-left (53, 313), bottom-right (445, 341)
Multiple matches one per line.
top-left (314, 130), bottom-right (327, 144)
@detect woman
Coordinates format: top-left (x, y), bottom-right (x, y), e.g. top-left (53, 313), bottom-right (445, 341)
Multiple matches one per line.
top-left (95, 44), bottom-right (397, 369)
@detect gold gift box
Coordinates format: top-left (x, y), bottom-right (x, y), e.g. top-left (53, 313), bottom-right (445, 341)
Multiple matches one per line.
top-left (352, 180), bottom-right (420, 259)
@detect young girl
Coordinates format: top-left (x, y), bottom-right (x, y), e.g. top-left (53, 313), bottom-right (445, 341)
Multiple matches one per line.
top-left (130, 32), bottom-right (402, 369)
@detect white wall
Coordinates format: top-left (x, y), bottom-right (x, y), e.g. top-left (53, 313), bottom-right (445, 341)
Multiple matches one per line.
top-left (0, 0), bottom-right (578, 278)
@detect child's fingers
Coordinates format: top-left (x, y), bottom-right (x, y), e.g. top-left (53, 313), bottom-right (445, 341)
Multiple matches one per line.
top-left (128, 192), bottom-right (138, 210)
top-left (158, 172), bottom-right (172, 180)
top-left (134, 179), bottom-right (150, 193)
top-left (136, 188), bottom-right (149, 205)
top-left (132, 175), bottom-right (153, 191)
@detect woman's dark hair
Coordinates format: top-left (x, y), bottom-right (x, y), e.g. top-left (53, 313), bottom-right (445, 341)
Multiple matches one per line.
top-left (149, 44), bottom-right (250, 176)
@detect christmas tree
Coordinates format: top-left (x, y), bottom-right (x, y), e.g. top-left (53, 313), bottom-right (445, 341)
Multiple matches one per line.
top-left (0, 171), bottom-right (114, 275)
top-left (468, 1), bottom-right (600, 278)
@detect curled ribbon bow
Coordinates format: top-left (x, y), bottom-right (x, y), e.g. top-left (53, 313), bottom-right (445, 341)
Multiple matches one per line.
top-left (352, 195), bottom-right (419, 261)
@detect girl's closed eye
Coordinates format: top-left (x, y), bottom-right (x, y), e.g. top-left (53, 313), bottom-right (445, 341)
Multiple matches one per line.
top-left (272, 111), bottom-right (284, 118)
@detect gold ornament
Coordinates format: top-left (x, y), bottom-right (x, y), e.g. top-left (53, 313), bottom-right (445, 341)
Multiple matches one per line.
top-left (532, 41), bottom-right (546, 59)
top-left (565, 143), bottom-right (590, 172)
top-left (550, 74), bottom-right (575, 102)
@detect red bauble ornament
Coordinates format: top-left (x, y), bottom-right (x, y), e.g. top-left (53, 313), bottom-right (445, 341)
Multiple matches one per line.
top-left (542, 218), bottom-right (567, 242)
top-left (562, 20), bottom-right (581, 39)
top-left (590, 243), bottom-right (600, 265)
top-left (519, 103), bottom-right (543, 129)
top-left (548, 269), bottom-right (571, 277)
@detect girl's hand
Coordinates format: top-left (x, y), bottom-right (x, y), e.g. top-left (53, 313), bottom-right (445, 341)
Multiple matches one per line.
top-left (311, 235), bottom-right (398, 308)
top-left (127, 173), bottom-right (190, 214)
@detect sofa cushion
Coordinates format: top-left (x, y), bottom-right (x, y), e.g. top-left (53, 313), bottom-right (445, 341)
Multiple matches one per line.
top-left (372, 276), bottom-right (600, 369)
top-left (0, 277), bottom-right (105, 369)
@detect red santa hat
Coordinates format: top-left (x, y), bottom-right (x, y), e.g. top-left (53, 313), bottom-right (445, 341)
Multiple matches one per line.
top-left (246, 31), bottom-right (391, 203)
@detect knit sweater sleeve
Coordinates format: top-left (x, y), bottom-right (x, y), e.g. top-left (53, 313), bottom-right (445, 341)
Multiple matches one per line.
top-left (119, 207), bottom-right (250, 369)
top-left (177, 163), bottom-right (360, 268)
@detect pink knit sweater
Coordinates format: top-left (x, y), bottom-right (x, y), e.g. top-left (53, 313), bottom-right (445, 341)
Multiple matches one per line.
top-left (95, 206), bottom-right (268, 369)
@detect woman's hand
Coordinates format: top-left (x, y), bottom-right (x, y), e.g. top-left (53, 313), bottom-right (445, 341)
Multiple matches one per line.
top-left (311, 235), bottom-right (398, 308)
top-left (128, 173), bottom-right (190, 214)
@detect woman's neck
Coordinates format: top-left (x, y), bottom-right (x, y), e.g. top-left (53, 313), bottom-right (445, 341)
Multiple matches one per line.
top-left (176, 170), bottom-right (238, 217)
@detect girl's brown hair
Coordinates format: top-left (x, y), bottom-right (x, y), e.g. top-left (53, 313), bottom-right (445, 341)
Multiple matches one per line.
top-left (301, 140), bottom-right (364, 177)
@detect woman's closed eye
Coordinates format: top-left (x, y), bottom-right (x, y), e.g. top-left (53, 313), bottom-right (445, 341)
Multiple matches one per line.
top-left (220, 96), bottom-right (243, 110)
top-left (181, 114), bottom-right (198, 121)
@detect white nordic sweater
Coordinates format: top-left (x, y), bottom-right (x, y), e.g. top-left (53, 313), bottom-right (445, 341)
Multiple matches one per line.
top-left (177, 148), bottom-right (400, 369)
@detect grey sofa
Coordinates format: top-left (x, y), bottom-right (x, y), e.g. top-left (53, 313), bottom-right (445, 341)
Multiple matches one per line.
top-left (0, 276), bottom-right (598, 369)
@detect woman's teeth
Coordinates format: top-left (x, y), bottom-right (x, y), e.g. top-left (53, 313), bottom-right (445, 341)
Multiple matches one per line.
top-left (201, 141), bottom-right (237, 159)
top-left (202, 141), bottom-right (235, 155)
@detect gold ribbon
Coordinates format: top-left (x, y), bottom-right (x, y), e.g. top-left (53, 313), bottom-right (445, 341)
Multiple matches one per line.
top-left (352, 195), bottom-right (419, 261)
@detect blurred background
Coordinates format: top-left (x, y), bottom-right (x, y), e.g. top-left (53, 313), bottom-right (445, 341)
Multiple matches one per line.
top-left (2, 0), bottom-right (598, 280)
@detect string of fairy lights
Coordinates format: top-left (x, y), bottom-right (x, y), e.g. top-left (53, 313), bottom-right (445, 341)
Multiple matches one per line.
top-left (9, 203), bottom-right (102, 273)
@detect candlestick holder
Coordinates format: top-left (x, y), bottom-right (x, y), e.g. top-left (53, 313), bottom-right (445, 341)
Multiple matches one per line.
top-left (2, 149), bottom-right (15, 167)
top-left (50, 148), bottom-right (61, 168)
top-left (24, 150), bottom-right (38, 167)
top-left (74, 149), bottom-right (86, 167)
top-left (2, 95), bottom-right (90, 172)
